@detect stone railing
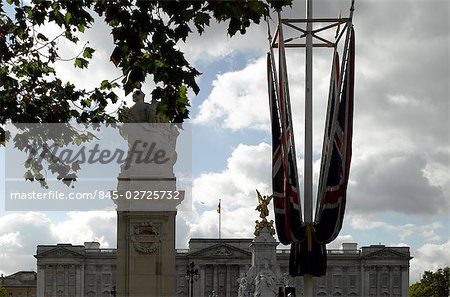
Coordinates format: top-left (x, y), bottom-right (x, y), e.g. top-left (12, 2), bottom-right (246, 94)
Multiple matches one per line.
top-left (85, 248), bottom-right (116, 253)
top-left (276, 249), bottom-right (361, 255)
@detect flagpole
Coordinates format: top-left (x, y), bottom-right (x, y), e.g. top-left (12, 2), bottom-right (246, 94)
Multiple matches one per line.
top-left (304, 0), bottom-right (314, 294)
top-left (218, 198), bottom-right (221, 239)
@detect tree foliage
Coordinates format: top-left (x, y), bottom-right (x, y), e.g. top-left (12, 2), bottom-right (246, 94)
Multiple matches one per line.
top-left (0, 0), bottom-right (292, 186)
top-left (0, 286), bottom-right (6, 297)
top-left (409, 267), bottom-right (450, 297)
top-left (0, 0), bottom-right (291, 131)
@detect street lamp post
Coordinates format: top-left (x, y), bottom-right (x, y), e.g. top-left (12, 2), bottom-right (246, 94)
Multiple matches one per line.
top-left (185, 262), bottom-right (199, 297)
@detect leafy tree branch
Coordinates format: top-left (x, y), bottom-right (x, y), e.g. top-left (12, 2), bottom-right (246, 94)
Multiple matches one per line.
top-left (1, 0), bottom-right (292, 186)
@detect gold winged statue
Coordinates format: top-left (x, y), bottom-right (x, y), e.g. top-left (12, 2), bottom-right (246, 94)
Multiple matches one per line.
top-left (255, 189), bottom-right (272, 220)
top-left (254, 190), bottom-right (275, 236)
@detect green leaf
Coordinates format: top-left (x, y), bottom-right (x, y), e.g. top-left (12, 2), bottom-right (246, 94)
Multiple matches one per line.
top-left (106, 91), bottom-right (119, 103)
top-left (24, 170), bottom-right (34, 181)
top-left (195, 12), bottom-right (210, 25)
top-left (100, 80), bottom-right (111, 90)
top-left (82, 47), bottom-right (95, 59)
top-left (74, 137), bottom-right (83, 145)
top-left (74, 58), bottom-right (89, 69)
top-left (65, 12), bottom-right (72, 24)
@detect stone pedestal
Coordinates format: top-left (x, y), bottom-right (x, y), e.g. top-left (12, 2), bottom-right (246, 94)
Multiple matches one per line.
top-left (238, 228), bottom-right (284, 297)
top-left (115, 122), bottom-right (182, 297)
top-left (116, 211), bottom-right (177, 297)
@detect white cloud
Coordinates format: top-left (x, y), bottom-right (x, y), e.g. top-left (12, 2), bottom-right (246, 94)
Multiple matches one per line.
top-left (50, 211), bottom-right (116, 247)
top-left (0, 212), bottom-right (57, 275)
top-left (0, 232), bottom-right (21, 248)
top-left (191, 0), bottom-right (450, 220)
top-left (193, 57), bottom-right (270, 130)
top-left (34, 12), bottom-right (138, 114)
top-left (0, 211), bottom-right (116, 276)
top-left (348, 214), bottom-right (445, 243)
top-left (410, 239), bottom-right (450, 283)
top-left (348, 153), bottom-right (448, 215)
top-left (419, 222), bottom-right (444, 242)
top-left (326, 234), bottom-right (355, 250)
top-left (348, 214), bottom-right (415, 241)
top-left (178, 143), bottom-right (273, 244)
top-left (180, 21), bottom-right (267, 64)
top-left (191, 142), bottom-right (272, 209)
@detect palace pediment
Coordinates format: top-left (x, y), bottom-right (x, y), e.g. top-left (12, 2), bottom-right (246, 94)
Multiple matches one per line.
top-left (35, 246), bottom-right (84, 259)
top-left (362, 247), bottom-right (411, 260)
top-left (188, 243), bottom-right (252, 258)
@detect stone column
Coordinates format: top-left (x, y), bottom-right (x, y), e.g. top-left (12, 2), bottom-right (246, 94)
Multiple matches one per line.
top-left (213, 265), bottom-right (218, 293)
top-left (389, 265), bottom-right (393, 294)
top-left (199, 265), bottom-right (206, 297)
top-left (52, 266), bottom-right (56, 297)
top-left (37, 265), bottom-right (45, 297)
top-left (226, 264), bottom-right (231, 297)
top-left (64, 267), bottom-right (69, 296)
top-left (360, 264), bottom-right (365, 296)
top-left (376, 265), bottom-right (381, 297)
top-left (80, 264), bottom-right (85, 297)
top-left (75, 265), bottom-right (81, 297)
top-left (401, 265), bottom-right (409, 297)
top-left (363, 265), bottom-right (370, 297)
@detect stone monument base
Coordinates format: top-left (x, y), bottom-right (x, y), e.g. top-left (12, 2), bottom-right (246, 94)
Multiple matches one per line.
top-left (238, 228), bottom-right (284, 297)
top-left (116, 211), bottom-right (177, 297)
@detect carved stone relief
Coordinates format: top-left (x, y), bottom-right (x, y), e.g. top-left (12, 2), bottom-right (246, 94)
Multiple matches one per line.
top-left (130, 222), bottom-right (160, 254)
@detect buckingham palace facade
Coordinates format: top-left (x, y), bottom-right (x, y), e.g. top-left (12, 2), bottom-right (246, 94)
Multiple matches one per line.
top-left (35, 239), bottom-right (411, 297)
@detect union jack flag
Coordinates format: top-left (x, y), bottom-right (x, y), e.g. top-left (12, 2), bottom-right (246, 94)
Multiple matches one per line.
top-left (277, 22), bottom-right (304, 243)
top-left (268, 21), bottom-right (305, 245)
top-left (268, 53), bottom-right (290, 244)
top-left (315, 27), bottom-right (355, 243)
top-left (269, 17), bottom-right (355, 277)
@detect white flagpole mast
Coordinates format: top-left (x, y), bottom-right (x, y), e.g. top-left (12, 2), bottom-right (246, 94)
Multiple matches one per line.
top-left (305, 0), bottom-right (314, 223)
top-left (304, 0), bottom-right (314, 294)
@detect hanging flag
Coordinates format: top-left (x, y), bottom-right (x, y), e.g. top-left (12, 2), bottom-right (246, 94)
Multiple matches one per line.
top-left (267, 14), bottom-right (355, 278)
top-left (216, 201), bottom-right (221, 213)
top-left (289, 50), bottom-right (340, 278)
top-left (315, 27), bottom-right (355, 244)
top-left (268, 52), bottom-right (290, 245)
top-left (290, 25), bottom-right (355, 279)
top-left (277, 21), bottom-right (304, 243)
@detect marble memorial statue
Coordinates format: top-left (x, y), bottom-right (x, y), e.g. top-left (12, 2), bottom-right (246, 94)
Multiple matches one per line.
top-left (254, 263), bottom-right (278, 297)
top-left (118, 89), bottom-right (179, 186)
top-left (238, 191), bottom-right (283, 297)
top-left (126, 89), bottom-right (161, 123)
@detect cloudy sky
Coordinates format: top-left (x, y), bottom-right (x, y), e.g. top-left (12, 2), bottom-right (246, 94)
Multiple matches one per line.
top-left (1, 0), bottom-right (449, 285)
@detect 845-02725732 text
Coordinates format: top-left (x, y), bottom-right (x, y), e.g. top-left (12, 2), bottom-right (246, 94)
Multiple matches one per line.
top-left (9, 190), bottom-right (180, 201)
